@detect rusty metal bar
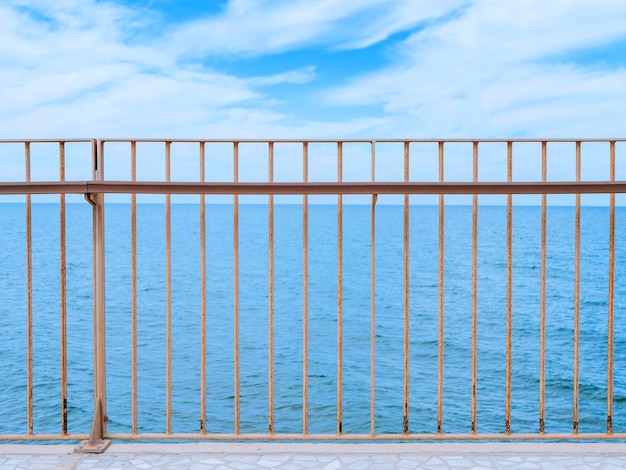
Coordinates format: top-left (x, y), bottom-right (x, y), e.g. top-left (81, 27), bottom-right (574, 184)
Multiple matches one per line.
top-left (77, 153), bottom-right (110, 449)
top-left (4, 180), bottom-right (626, 195)
top-left (131, 141), bottom-right (138, 435)
top-left (370, 141), bottom-right (376, 436)
top-left (573, 141), bottom-right (581, 434)
top-left (337, 142), bottom-right (343, 436)
top-left (539, 142), bottom-right (547, 434)
top-left (59, 142), bottom-right (68, 435)
top-left (199, 142), bottom-right (207, 435)
top-left (0, 428), bottom-right (612, 443)
top-left (91, 138), bottom-right (108, 444)
top-left (505, 141), bottom-right (513, 435)
top-left (97, 138), bottom-right (626, 144)
top-left (302, 142), bottom-right (309, 435)
top-left (101, 431), bottom-right (626, 441)
top-left (607, 141), bottom-right (616, 434)
top-left (68, 180), bottom-right (626, 195)
top-left (403, 141), bottom-right (410, 434)
top-left (165, 142), bottom-right (172, 435)
top-left (0, 139), bottom-right (94, 143)
top-left (0, 182), bottom-right (89, 194)
top-left (471, 142), bottom-right (478, 434)
top-left (0, 434), bottom-right (89, 441)
top-left (25, 142), bottom-right (33, 435)
top-left (268, 142), bottom-right (275, 435)
top-left (233, 142), bottom-right (240, 435)
top-left (437, 142), bottom-right (445, 435)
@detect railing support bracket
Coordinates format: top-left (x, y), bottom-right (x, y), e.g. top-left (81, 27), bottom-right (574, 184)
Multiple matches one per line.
top-left (75, 398), bottom-right (110, 453)
top-left (84, 192), bottom-right (96, 207)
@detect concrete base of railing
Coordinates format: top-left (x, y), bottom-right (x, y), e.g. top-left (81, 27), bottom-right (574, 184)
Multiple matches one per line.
top-left (75, 439), bottom-right (111, 454)
top-left (74, 399), bottom-right (110, 454)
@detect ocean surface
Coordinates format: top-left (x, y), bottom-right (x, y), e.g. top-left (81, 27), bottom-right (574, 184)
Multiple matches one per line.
top-left (1, 202), bottom-right (625, 437)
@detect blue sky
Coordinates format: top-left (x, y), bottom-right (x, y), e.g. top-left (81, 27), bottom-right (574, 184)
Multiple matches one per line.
top-left (2, 0), bottom-right (626, 140)
top-left (1, 0), bottom-right (626, 200)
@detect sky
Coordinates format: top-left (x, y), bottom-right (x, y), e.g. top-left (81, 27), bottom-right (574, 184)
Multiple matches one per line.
top-left (1, 0), bottom-right (626, 197)
top-left (2, 0), bottom-right (626, 139)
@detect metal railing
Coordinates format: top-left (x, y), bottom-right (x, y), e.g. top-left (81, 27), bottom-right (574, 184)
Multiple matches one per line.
top-left (0, 138), bottom-right (625, 451)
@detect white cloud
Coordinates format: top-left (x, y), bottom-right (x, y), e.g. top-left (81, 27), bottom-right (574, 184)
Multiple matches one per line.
top-left (162, 0), bottom-right (462, 58)
top-left (2, 0), bottom-right (626, 149)
top-left (0, 0), bottom-right (330, 138)
top-left (322, 0), bottom-right (626, 138)
top-left (2, 0), bottom-right (459, 141)
top-left (248, 66), bottom-right (316, 86)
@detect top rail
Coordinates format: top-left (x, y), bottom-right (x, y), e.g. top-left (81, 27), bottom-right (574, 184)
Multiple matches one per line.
top-left (2, 138), bottom-right (625, 143)
top-left (0, 139), bottom-right (96, 143)
top-left (98, 138), bottom-right (626, 143)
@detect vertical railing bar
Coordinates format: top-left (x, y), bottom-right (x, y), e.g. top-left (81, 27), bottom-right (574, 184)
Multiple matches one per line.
top-left (199, 142), bottom-right (207, 435)
top-left (437, 141), bottom-right (444, 435)
top-left (165, 141), bottom-right (172, 435)
top-left (505, 141), bottom-right (513, 435)
top-left (573, 141), bottom-right (581, 434)
top-left (268, 142), bottom-right (275, 435)
top-left (337, 141), bottom-right (343, 436)
top-left (302, 142), bottom-right (309, 435)
top-left (403, 141), bottom-right (410, 434)
top-left (59, 142), bottom-right (68, 435)
top-left (607, 141), bottom-right (616, 435)
top-left (233, 142), bottom-right (240, 435)
top-left (471, 141), bottom-right (478, 434)
top-left (539, 141), bottom-right (547, 434)
top-left (130, 141), bottom-right (138, 435)
top-left (370, 140), bottom-right (376, 437)
top-left (25, 142), bottom-right (33, 435)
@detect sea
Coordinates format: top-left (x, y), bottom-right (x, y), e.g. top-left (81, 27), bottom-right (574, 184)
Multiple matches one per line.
top-left (1, 202), bottom-right (625, 437)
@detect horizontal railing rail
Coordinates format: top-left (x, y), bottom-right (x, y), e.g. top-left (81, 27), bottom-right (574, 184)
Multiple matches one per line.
top-left (97, 138), bottom-right (626, 143)
top-left (1, 138), bottom-right (624, 451)
top-left (1, 181), bottom-right (626, 195)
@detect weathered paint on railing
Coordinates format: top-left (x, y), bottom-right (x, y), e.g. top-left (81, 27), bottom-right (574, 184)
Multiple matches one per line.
top-left (0, 138), bottom-right (624, 449)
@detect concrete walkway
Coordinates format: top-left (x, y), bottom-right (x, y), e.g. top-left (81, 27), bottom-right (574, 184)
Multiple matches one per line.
top-left (2, 443), bottom-right (626, 469)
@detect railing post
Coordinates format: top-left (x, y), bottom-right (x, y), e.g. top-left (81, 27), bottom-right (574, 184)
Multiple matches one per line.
top-left (76, 139), bottom-right (110, 453)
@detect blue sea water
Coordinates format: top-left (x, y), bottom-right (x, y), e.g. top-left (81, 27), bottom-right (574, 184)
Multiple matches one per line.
top-left (1, 202), bottom-right (626, 437)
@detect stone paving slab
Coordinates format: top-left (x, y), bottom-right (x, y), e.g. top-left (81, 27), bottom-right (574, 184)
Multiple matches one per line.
top-left (1, 443), bottom-right (626, 469)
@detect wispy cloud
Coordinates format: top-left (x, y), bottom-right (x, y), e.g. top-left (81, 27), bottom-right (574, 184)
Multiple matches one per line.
top-left (162, 0), bottom-right (459, 58)
top-left (1, 0), bottom-right (625, 144)
top-left (1, 0), bottom-right (331, 137)
top-left (323, 0), bottom-right (626, 137)
top-left (248, 66), bottom-right (316, 86)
